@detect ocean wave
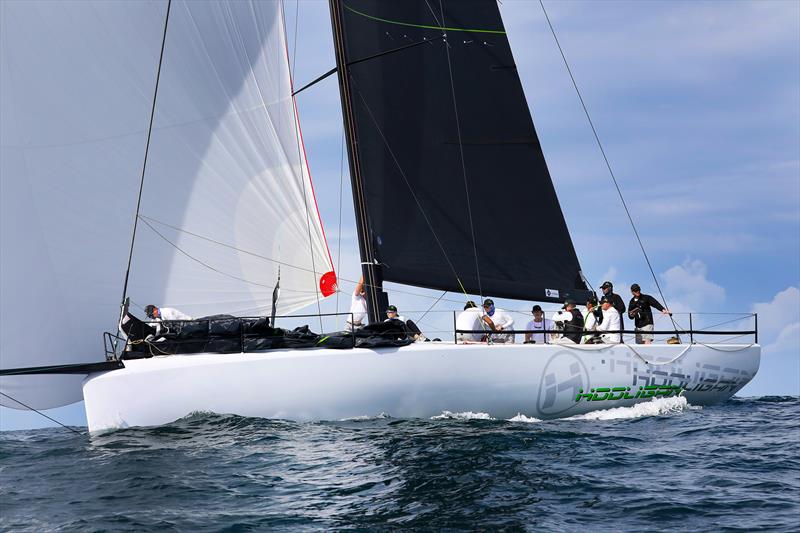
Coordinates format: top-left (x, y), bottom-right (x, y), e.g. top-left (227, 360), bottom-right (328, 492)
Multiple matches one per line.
top-left (339, 412), bottom-right (391, 421)
top-left (431, 411), bottom-right (495, 420)
top-left (566, 396), bottom-right (700, 421)
top-left (507, 413), bottom-right (543, 423)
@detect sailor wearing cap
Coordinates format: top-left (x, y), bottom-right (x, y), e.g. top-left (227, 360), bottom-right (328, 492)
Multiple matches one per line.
top-left (600, 281), bottom-right (627, 333)
top-left (552, 299), bottom-right (584, 344)
top-left (525, 304), bottom-right (552, 343)
top-left (482, 299), bottom-right (515, 343)
top-left (384, 305), bottom-right (406, 323)
top-left (144, 304), bottom-right (192, 322)
top-left (596, 296), bottom-right (622, 343)
top-left (628, 284), bottom-right (670, 344)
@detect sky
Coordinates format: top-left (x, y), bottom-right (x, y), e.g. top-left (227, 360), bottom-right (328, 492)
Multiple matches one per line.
top-left (1, 0), bottom-right (798, 431)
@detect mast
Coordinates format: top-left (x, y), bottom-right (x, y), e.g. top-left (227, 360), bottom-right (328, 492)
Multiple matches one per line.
top-left (328, 0), bottom-right (388, 324)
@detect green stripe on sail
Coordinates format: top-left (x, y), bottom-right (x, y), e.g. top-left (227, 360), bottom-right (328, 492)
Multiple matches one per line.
top-left (343, 4), bottom-right (506, 35)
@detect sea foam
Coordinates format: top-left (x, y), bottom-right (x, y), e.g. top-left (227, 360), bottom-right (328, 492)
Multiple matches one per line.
top-left (566, 396), bottom-right (700, 421)
top-left (431, 411), bottom-right (495, 420)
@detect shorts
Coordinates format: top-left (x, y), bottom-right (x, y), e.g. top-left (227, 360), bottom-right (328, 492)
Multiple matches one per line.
top-left (636, 324), bottom-right (654, 344)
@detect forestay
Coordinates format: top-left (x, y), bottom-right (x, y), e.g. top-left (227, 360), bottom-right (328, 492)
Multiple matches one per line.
top-left (1, 0), bottom-right (334, 409)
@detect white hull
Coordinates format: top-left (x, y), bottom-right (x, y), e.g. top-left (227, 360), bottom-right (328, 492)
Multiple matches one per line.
top-left (83, 343), bottom-right (760, 432)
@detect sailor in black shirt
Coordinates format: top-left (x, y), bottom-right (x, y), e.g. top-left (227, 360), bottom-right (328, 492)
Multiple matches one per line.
top-left (627, 283), bottom-right (671, 344)
top-left (600, 281), bottom-right (626, 334)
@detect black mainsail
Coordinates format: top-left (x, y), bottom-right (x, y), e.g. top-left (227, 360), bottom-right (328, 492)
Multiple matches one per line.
top-left (332, 0), bottom-right (591, 313)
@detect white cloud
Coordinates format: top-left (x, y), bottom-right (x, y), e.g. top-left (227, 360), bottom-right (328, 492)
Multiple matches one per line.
top-left (752, 286), bottom-right (800, 345)
top-left (597, 266), bottom-right (619, 289)
top-left (764, 322), bottom-right (800, 355)
top-left (741, 287), bottom-right (800, 396)
top-left (660, 259), bottom-right (725, 312)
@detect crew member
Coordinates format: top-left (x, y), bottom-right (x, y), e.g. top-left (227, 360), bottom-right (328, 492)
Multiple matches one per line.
top-left (628, 283), bottom-right (671, 344)
top-left (583, 296), bottom-right (601, 344)
top-left (455, 301), bottom-right (484, 342)
top-left (596, 296), bottom-right (622, 343)
top-left (384, 305), bottom-right (406, 322)
top-left (482, 299), bottom-right (515, 343)
top-left (552, 299), bottom-right (583, 344)
top-left (144, 305), bottom-right (192, 322)
top-left (600, 281), bottom-right (626, 334)
top-left (144, 304), bottom-right (193, 337)
top-left (524, 304), bottom-right (552, 344)
top-left (385, 304), bottom-right (425, 341)
top-left (346, 276), bottom-right (367, 330)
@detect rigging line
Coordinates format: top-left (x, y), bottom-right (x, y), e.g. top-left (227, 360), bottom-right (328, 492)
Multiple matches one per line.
top-left (696, 315), bottom-right (753, 331)
top-left (423, 0), bottom-right (443, 26)
top-left (0, 392), bottom-right (84, 436)
top-left (292, 36), bottom-right (444, 97)
top-left (119, 0), bottom-right (172, 310)
top-left (139, 215), bottom-right (319, 273)
top-left (293, 66), bottom-right (337, 96)
top-left (284, 0), bottom-right (324, 332)
top-left (138, 214), bottom-right (470, 305)
top-left (537, 0), bottom-right (680, 338)
top-left (139, 218), bottom-right (288, 292)
top-left (349, 76), bottom-right (469, 298)
top-left (417, 291), bottom-right (448, 324)
top-left (343, 3), bottom-right (505, 35)
top-left (336, 129), bottom-right (345, 316)
top-left (437, 0), bottom-right (484, 302)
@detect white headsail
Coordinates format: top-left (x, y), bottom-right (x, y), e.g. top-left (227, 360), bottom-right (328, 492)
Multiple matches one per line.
top-left (0, 0), bottom-right (335, 409)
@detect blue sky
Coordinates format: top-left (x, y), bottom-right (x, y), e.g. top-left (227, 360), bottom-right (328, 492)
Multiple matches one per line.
top-left (2, 0), bottom-right (797, 431)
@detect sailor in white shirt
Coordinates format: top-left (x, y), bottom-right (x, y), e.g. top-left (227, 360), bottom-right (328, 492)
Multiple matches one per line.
top-left (583, 296), bottom-right (601, 344)
top-left (455, 301), bottom-right (484, 342)
top-left (144, 304), bottom-right (192, 322)
top-left (524, 304), bottom-right (552, 344)
top-left (482, 299), bottom-right (515, 343)
top-left (144, 304), bottom-right (193, 336)
top-left (346, 276), bottom-right (368, 330)
top-left (596, 296), bottom-right (622, 343)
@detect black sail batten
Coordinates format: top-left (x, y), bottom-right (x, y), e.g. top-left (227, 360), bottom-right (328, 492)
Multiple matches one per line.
top-left (332, 0), bottom-right (591, 304)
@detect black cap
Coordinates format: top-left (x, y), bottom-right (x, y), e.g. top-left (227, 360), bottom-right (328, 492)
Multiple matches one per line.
top-left (483, 299), bottom-right (494, 307)
top-left (386, 305), bottom-right (397, 313)
top-left (587, 296), bottom-right (598, 306)
top-left (600, 296), bottom-right (611, 305)
top-left (531, 304), bottom-right (542, 313)
top-left (144, 305), bottom-right (156, 318)
top-left (600, 281), bottom-right (613, 289)
top-left (464, 300), bottom-right (477, 310)
top-left (631, 283), bottom-right (641, 292)
top-left (562, 299), bottom-right (576, 309)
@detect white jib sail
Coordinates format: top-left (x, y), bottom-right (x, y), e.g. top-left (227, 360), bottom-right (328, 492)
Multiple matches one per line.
top-left (1, 0), bottom-right (335, 410)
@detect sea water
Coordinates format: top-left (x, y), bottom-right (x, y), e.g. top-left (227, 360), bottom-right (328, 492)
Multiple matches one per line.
top-left (1, 396), bottom-right (798, 531)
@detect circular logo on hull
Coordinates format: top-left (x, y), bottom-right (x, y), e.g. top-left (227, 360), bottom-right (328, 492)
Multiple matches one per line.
top-left (536, 350), bottom-right (591, 417)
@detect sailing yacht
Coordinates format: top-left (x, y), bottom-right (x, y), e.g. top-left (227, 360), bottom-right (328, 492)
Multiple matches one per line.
top-left (0, 0), bottom-right (759, 432)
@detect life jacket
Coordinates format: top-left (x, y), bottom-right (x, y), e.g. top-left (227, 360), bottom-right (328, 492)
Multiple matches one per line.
top-left (563, 309), bottom-right (584, 344)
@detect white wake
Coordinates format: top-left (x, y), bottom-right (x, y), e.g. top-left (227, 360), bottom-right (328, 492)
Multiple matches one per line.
top-left (566, 396), bottom-right (700, 421)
